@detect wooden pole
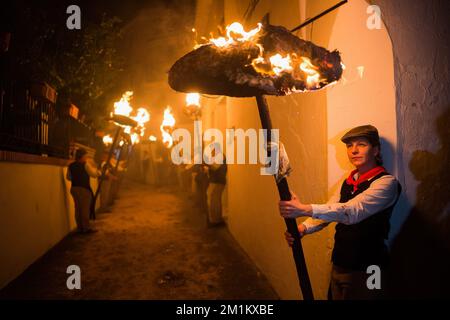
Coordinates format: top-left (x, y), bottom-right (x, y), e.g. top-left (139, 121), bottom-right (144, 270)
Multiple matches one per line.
top-left (255, 95), bottom-right (314, 300)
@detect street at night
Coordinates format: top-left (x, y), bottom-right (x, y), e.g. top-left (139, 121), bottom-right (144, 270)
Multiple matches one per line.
top-left (1, 0), bottom-right (450, 314)
top-left (0, 181), bottom-right (277, 300)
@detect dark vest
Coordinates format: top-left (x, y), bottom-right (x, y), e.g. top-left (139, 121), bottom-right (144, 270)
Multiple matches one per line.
top-left (209, 163), bottom-right (227, 185)
top-left (332, 172), bottom-right (401, 271)
top-left (69, 161), bottom-right (91, 191)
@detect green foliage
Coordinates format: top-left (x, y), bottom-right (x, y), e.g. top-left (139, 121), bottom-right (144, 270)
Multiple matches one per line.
top-left (14, 7), bottom-right (125, 128)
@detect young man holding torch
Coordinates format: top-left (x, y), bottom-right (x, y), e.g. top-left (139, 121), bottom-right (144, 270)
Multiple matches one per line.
top-left (279, 125), bottom-right (401, 300)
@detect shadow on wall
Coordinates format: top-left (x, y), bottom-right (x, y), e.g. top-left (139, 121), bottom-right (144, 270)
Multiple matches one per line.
top-left (328, 127), bottom-right (396, 178)
top-left (388, 106), bottom-right (450, 299)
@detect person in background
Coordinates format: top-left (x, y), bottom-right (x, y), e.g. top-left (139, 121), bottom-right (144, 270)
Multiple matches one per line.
top-left (205, 151), bottom-right (227, 227)
top-left (110, 151), bottom-right (127, 201)
top-left (66, 148), bottom-right (101, 234)
top-left (279, 125), bottom-right (402, 300)
top-left (99, 150), bottom-right (116, 213)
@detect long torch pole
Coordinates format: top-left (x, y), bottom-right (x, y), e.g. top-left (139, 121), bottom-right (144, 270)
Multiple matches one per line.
top-left (255, 95), bottom-right (314, 300)
top-left (91, 126), bottom-right (121, 219)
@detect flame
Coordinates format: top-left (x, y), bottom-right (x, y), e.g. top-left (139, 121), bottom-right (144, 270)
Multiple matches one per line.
top-left (119, 140), bottom-right (125, 147)
top-left (111, 92), bottom-right (153, 145)
top-left (209, 22), bottom-right (262, 48)
top-left (269, 54), bottom-right (293, 76)
top-left (192, 22), bottom-right (340, 94)
top-left (133, 108), bottom-right (150, 126)
top-left (160, 106), bottom-right (176, 148)
top-left (113, 91), bottom-right (133, 117)
top-left (149, 135), bottom-right (157, 142)
top-left (132, 107), bottom-right (150, 137)
top-left (186, 93), bottom-right (200, 106)
top-left (203, 22), bottom-right (336, 93)
top-left (130, 133), bottom-right (140, 145)
top-left (103, 134), bottom-right (113, 146)
top-left (300, 57), bottom-right (322, 88)
top-left (161, 106), bottom-right (176, 128)
top-left (227, 22), bottom-right (262, 41)
top-left (161, 131), bottom-right (172, 148)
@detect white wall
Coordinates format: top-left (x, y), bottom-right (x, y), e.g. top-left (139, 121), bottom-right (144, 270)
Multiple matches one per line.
top-left (327, 0), bottom-right (396, 191)
top-left (0, 161), bottom-right (98, 289)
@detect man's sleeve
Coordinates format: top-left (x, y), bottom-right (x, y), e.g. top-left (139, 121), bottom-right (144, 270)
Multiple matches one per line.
top-left (85, 161), bottom-right (101, 178)
top-left (302, 183), bottom-right (341, 234)
top-left (310, 175), bottom-right (399, 225)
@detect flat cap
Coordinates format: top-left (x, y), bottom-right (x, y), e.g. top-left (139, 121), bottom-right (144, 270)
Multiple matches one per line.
top-left (341, 125), bottom-right (380, 145)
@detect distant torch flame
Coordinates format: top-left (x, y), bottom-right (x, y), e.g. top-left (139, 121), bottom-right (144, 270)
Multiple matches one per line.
top-left (112, 92), bottom-right (152, 145)
top-left (186, 93), bottom-right (200, 106)
top-left (113, 91), bottom-right (133, 117)
top-left (133, 108), bottom-right (150, 126)
top-left (160, 106), bottom-right (176, 148)
top-left (209, 22), bottom-right (262, 48)
top-left (103, 134), bottom-right (113, 146)
top-left (130, 133), bottom-right (140, 145)
top-left (185, 93), bottom-right (201, 119)
top-left (132, 108), bottom-right (150, 137)
top-left (149, 135), bottom-right (157, 142)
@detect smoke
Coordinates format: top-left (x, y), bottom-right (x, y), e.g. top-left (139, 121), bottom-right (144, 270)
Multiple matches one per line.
top-left (112, 0), bottom-right (197, 136)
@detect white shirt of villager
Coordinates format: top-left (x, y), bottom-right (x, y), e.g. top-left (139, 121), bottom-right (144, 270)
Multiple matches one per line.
top-left (170, 121), bottom-right (280, 176)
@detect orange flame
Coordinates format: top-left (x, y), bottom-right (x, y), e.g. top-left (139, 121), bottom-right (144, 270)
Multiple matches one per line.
top-left (133, 108), bottom-right (150, 126)
top-left (113, 91), bottom-right (133, 117)
top-left (103, 134), bottom-right (113, 146)
top-left (299, 57), bottom-right (322, 89)
top-left (130, 133), bottom-right (140, 145)
top-left (269, 54), bottom-right (293, 76)
top-left (160, 106), bottom-right (176, 148)
top-left (132, 108), bottom-right (150, 137)
top-left (186, 93), bottom-right (200, 106)
top-left (205, 22), bottom-right (330, 91)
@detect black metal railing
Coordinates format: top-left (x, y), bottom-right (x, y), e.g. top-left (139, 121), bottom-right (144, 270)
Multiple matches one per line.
top-left (0, 80), bottom-right (98, 159)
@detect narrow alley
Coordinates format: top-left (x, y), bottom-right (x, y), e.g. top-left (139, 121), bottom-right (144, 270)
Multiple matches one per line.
top-left (0, 181), bottom-right (278, 300)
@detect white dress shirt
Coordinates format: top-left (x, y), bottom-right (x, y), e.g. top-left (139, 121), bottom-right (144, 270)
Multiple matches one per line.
top-left (302, 173), bottom-right (399, 234)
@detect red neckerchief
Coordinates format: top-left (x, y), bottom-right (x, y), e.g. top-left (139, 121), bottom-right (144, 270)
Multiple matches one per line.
top-left (346, 166), bottom-right (386, 192)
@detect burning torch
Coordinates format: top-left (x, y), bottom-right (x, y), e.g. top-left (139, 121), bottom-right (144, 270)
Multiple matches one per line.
top-left (168, 9), bottom-right (345, 299)
top-left (92, 92), bottom-right (138, 219)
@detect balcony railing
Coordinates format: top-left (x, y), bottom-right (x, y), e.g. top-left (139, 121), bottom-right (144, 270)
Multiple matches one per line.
top-left (0, 80), bottom-right (98, 159)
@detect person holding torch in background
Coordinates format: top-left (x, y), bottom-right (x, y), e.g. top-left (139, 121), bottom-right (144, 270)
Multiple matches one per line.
top-left (279, 125), bottom-right (401, 300)
top-left (66, 148), bottom-right (101, 234)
